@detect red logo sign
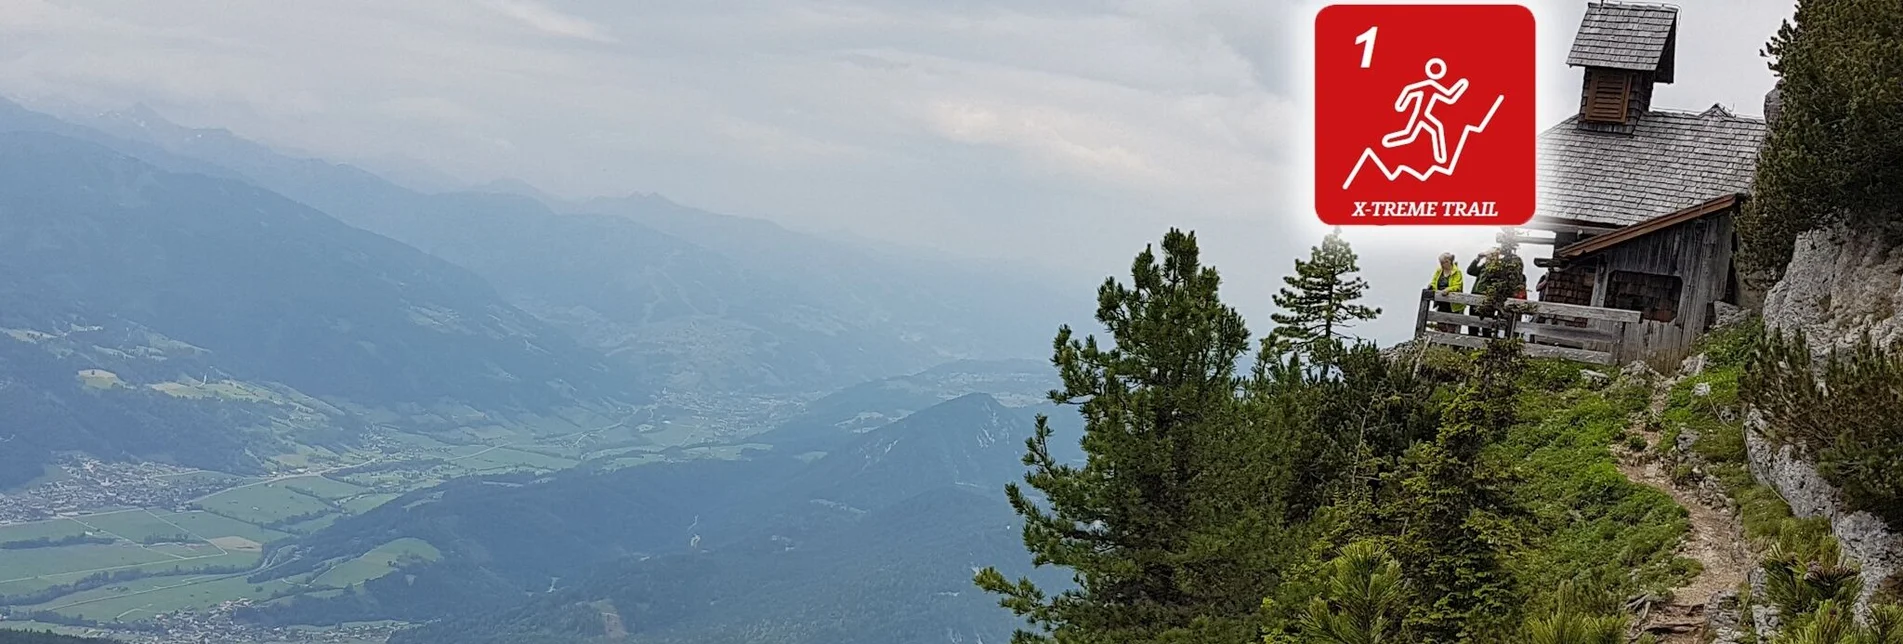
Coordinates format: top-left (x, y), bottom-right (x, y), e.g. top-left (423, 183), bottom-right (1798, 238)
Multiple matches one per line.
top-left (1314, 4), bottom-right (1536, 225)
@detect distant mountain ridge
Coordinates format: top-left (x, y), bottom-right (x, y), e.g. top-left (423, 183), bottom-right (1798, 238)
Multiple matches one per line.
top-left (14, 100), bottom-right (1067, 395)
top-left (787, 393), bottom-right (1034, 511)
top-left (0, 130), bottom-right (644, 486)
top-left (748, 357), bottom-right (1054, 452)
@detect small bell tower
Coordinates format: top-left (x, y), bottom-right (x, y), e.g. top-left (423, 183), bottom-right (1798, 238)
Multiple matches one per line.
top-left (1565, 2), bottom-right (1679, 131)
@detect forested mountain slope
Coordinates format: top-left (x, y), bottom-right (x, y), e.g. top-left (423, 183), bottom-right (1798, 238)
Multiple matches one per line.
top-left (232, 393), bottom-right (1071, 643)
top-left (0, 131), bottom-right (642, 486)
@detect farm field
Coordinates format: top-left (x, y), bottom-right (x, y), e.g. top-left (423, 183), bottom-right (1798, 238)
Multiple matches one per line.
top-left (0, 543), bottom-right (178, 580)
top-left (153, 511), bottom-right (293, 545)
top-left (0, 549), bottom-right (262, 596)
top-left (192, 483), bottom-right (337, 526)
top-left (37, 574), bottom-right (300, 622)
top-left (275, 476), bottom-right (368, 500)
top-left (340, 493), bottom-right (400, 514)
top-left (70, 510), bottom-right (195, 543)
top-left (0, 518), bottom-right (93, 543)
top-left (449, 446), bottom-right (577, 472)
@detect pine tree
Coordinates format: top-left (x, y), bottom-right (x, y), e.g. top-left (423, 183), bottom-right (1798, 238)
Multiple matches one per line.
top-left (975, 229), bottom-right (1305, 644)
top-left (1739, 0), bottom-right (1903, 276)
top-left (1293, 540), bottom-right (1413, 644)
top-left (1519, 581), bottom-right (1627, 644)
top-left (1383, 339), bottom-right (1526, 643)
top-left (1268, 229), bottom-right (1381, 359)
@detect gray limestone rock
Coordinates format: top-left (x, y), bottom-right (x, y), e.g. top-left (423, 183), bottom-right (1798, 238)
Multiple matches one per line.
top-left (1750, 565), bottom-right (1783, 642)
top-left (1762, 226), bottom-right (1903, 359)
top-left (1745, 411), bottom-right (1903, 618)
top-left (1680, 353), bottom-right (1709, 378)
top-left (1712, 301), bottom-right (1751, 330)
top-left (1706, 590), bottom-right (1748, 644)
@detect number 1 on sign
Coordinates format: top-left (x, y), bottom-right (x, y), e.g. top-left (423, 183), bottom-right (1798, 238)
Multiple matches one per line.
top-left (1355, 26), bottom-right (1377, 68)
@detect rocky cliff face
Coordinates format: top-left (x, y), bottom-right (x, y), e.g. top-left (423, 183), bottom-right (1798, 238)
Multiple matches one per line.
top-left (1751, 223), bottom-right (1903, 617)
top-left (1747, 413), bottom-right (1903, 618)
top-left (1762, 226), bottom-right (1903, 358)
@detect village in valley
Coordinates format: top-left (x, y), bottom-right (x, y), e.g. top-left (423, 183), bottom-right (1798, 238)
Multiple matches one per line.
top-left (0, 395), bottom-right (786, 643)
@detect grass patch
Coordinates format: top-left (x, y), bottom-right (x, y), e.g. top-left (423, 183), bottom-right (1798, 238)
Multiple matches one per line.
top-left (275, 476), bottom-right (367, 501)
top-left (74, 369), bottom-right (123, 389)
top-left (311, 538), bottom-right (442, 589)
top-left (72, 511), bottom-right (196, 544)
top-left (193, 484), bottom-right (335, 526)
top-left (0, 520), bottom-right (91, 544)
top-left (0, 544), bottom-right (177, 582)
top-left (1505, 378), bottom-right (1700, 600)
top-left (151, 511), bottom-right (291, 545)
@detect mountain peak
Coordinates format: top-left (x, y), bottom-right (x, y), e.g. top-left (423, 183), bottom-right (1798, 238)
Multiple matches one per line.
top-left (787, 392), bottom-right (1031, 511)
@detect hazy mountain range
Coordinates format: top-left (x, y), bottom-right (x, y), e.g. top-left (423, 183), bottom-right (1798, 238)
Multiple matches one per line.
top-left (0, 97), bottom-right (1079, 483)
top-left (0, 96), bottom-right (1085, 642)
top-left (47, 100), bottom-right (1072, 394)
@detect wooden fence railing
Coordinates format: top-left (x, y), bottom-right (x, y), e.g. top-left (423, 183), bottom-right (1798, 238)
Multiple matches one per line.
top-left (1413, 289), bottom-right (1641, 365)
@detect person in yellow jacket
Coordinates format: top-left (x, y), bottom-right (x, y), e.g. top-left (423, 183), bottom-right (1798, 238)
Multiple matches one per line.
top-left (1428, 252), bottom-right (1464, 332)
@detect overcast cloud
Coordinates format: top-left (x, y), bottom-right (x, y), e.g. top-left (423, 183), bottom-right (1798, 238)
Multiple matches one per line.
top-left (0, 0), bottom-right (1795, 343)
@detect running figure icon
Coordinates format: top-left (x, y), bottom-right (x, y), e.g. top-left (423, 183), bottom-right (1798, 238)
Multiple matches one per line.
top-left (1339, 56), bottom-right (1504, 190)
top-left (1381, 58), bottom-right (1468, 164)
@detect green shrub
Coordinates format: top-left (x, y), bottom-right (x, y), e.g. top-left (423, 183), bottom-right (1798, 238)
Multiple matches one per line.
top-left (1653, 346), bottom-right (1831, 559)
top-left (1760, 543), bottom-right (1861, 618)
top-left (1701, 319), bottom-right (1764, 369)
top-left (1522, 359), bottom-right (1587, 393)
top-left (1746, 331), bottom-right (1903, 530)
top-left (1655, 425), bottom-right (1682, 457)
top-left (1625, 435), bottom-right (1648, 452)
top-left (1671, 463), bottom-right (1696, 485)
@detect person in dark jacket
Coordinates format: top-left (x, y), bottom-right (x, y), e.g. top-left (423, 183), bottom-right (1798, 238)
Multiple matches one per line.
top-left (1467, 250), bottom-right (1495, 336)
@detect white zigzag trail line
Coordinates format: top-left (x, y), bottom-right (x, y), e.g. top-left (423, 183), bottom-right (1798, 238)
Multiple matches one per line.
top-left (1342, 94), bottom-right (1506, 190)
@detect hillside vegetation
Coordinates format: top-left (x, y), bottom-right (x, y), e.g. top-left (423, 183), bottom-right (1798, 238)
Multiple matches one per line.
top-left (1738, 0), bottom-right (1903, 275)
top-left (969, 2), bottom-right (1903, 639)
top-left (974, 223), bottom-right (1903, 644)
top-left (972, 229), bottom-right (1706, 644)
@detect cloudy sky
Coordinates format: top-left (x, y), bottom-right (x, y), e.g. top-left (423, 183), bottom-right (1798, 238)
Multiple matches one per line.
top-left (0, 0), bottom-right (1795, 342)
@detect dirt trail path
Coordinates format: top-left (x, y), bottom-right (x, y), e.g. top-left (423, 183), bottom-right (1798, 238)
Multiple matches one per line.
top-left (1615, 374), bottom-right (1753, 643)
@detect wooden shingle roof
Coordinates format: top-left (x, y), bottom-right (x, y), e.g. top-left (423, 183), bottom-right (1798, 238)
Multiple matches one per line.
top-left (1535, 105), bottom-right (1765, 229)
top-left (1566, 2), bottom-right (1678, 79)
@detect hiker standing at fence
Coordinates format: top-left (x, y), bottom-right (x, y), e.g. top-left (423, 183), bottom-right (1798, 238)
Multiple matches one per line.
top-left (1429, 253), bottom-right (1464, 333)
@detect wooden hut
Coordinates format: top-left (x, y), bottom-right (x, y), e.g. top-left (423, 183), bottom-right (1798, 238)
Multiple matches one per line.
top-left (1416, 2), bottom-right (1769, 367)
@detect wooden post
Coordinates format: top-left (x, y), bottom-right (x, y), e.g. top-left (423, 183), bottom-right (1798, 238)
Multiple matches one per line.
top-left (1415, 289), bottom-right (1432, 339)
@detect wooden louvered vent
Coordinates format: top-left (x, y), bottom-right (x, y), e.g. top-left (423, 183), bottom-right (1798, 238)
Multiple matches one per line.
top-left (1584, 71), bottom-right (1632, 123)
